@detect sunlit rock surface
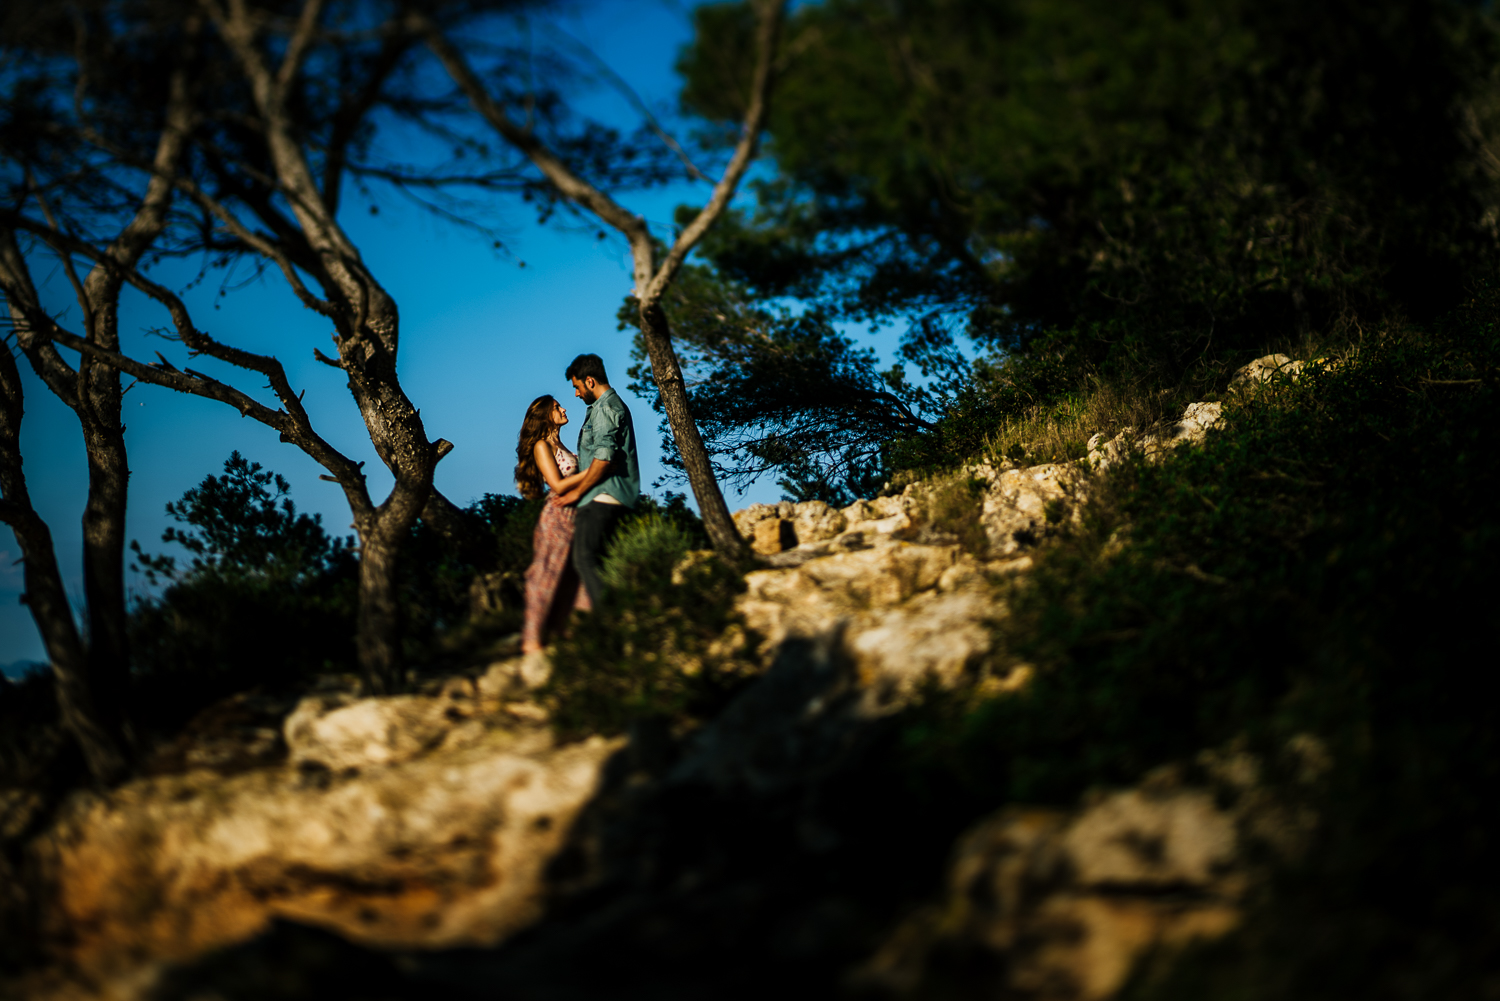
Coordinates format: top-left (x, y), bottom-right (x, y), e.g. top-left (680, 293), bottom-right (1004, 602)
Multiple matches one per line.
top-left (1230, 352), bottom-right (1305, 387)
top-left (855, 782), bottom-right (1247, 1000)
top-left (5, 389), bottom-right (1270, 1000)
top-left (19, 711), bottom-right (618, 997)
top-left (1086, 399), bottom-right (1225, 472)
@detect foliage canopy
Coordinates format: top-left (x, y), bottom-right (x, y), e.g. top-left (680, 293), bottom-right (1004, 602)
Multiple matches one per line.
top-left (652, 0), bottom-right (1500, 493)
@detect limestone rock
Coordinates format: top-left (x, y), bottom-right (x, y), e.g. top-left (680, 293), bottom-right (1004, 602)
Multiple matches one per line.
top-left (1161, 400), bottom-right (1223, 447)
top-left (1231, 352), bottom-right (1304, 387)
top-left (30, 730), bottom-right (622, 987)
top-left (284, 674), bottom-right (509, 772)
top-left (842, 494), bottom-right (919, 538)
top-left (751, 517), bottom-right (796, 555)
top-left (856, 785), bottom-right (1247, 999)
top-left (972, 463), bottom-right (1074, 557)
top-left (732, 502), bottom-right (782, 542)
top-left (740, 538), bottom-right (961, 641)
top-left (790, 499), bottom-right (847, 545)
top-left (738, 537), bottom-right (1007, 711)
top-left (735, 500), bottom-right (851, 553)
top-left (1088, 401), bottom-right (1224, 471)
top-left (845, 588), bottom-right (999, 706)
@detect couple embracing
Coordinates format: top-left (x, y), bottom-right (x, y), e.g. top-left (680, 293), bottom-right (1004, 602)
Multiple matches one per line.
top-left (515, 353), bottom-right (639, 655)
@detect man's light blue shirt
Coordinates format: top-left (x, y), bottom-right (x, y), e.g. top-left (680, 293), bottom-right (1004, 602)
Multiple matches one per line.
top-left (576, 387), bottom-right (640, 508)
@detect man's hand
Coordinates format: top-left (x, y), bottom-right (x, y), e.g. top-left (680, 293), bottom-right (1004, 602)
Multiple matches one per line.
top-left (554, 457), bottom-right (610, 508)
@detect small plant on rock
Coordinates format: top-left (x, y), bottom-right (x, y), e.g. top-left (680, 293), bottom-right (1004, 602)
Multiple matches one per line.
top-left (922, 475), bottom-right (990, 554)
top-left (543, 513), bottom-right (758, 738)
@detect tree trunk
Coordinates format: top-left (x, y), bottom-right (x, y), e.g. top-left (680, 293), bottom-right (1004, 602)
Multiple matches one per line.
top-left (354, 470), bottom-right (433, 694)
top-left (353, 521), bottom-right (403, 696)
top-left (638, 301), bottom-right (744, 555)
top-left (11, 507), bottom-right (128, 785)
top-left (78, 303), bottom-right (132, 711)
top-left (0, 348), bottom-right (128, 785)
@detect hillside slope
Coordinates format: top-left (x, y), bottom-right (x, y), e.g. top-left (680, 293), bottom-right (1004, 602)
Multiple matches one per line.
top-left (3, 333), bottom-right (1497, 1000)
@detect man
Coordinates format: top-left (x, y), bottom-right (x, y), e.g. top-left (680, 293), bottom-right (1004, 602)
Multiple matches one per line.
top-left (552, 353), bottom-right (639, 608)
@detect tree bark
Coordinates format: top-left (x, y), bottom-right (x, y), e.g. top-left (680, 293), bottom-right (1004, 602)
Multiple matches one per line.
top-left (72, 57), bottom-right (195, 696)
top-left (354, 478), bottom-right (433, 694)
top-left (0, 328), bottom-right (127, 785)
top-left (77, 313), bottom-right (132, 709)
top-left (204, 0), bottom-right (442, 690)
top-left (0, 46), bottom-right (194, 767)
top-left (636, 302), bottom-right (742, 553)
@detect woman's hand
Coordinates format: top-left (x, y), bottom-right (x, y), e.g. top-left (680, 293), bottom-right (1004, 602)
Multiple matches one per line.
top-left (552, 457), bottom-right (610, 508)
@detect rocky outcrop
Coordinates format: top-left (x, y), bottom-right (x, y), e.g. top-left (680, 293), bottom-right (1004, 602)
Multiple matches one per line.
top-left (853, 738), bottom-right (1324, 1000)
top-left (1086, 400), bottom-right (1225, 472)
top-left (856, 780), bottom-right (1246, 999)
top-left (5, 383), bottom-right (1273, 1000)
top-left (13, 666), bottom-right (619, 998)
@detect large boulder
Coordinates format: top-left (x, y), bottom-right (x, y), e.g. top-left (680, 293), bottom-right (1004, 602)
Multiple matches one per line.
top-left (855, 780), bottom-right (1248, 999)
top-left (23, 713), bottom-right (620, 995)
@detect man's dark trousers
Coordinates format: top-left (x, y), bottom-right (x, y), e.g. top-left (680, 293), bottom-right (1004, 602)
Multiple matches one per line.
top-left (573, 501), bottom-right (628, 609)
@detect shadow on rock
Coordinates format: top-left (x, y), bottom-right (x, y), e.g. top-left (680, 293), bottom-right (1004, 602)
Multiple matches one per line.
top-left (150, 630), bottom-right (980, 1000)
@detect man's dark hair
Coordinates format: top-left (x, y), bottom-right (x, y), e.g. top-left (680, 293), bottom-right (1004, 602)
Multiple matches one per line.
top-left (565, 353), bottom-right (609, 384)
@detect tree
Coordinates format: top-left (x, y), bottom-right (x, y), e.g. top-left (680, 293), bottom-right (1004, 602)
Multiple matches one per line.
top-left (3, 0), bottom-right (700, 697)
top-left (420, 0), bottom-right (789, 555)
top-left (0, 9), bottom-right (200, 781)
top-left (2, 0), bottom-right (521, 695)
top-left (621, 262), bottom-right (930, 504)
top-left (678, 0), bottom-right (1500, 386)
top-left (0, 0), bottom-right (446, 694)
top-left (128, 452), bottom-right (358, 708)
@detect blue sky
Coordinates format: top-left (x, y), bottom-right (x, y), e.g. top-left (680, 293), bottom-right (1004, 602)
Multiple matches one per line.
top-left (1, 1), bottom-right (905, 669)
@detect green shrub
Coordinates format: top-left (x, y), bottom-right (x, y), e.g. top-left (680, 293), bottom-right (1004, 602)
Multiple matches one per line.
top-left (543, 516), bottom-right (755, 738)
top-left (921, 475), bottom-right (990, 555)
top-left (128, 454), bottom-right (361, 732)
top-left (601, 514), bottom-right (695, 593)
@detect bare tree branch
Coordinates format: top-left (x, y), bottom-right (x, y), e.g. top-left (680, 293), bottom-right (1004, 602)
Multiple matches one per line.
top-left (276, 0), bottom-right (326, 97)
top-left (0, 227), bottom-right (81, 408)
top-left (421, 0), bottom-right (786, 556)
top-left (420, 16), bottom-right (652, 249)
top-left (543, 23), bottom-right (712, 184)
top-left (647, 0), bottom-right (782, 302)
top-left (323, 26), bottom-right (415, 215)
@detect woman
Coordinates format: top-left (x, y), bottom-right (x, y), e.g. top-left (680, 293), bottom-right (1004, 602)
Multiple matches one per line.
top-left (517, 394), bottom-right (591, 655)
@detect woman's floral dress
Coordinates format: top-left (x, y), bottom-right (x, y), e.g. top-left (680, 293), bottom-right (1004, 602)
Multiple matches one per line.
top-left (522, 444), bottom-right (590, 649)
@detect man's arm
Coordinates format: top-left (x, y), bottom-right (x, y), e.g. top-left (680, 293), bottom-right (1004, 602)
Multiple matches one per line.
top-left (553, 457), bottom-right (611, 506)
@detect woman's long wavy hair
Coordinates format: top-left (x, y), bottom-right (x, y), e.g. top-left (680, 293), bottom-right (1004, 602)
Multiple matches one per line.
top-left (515, 395), bottom-right (559, 500)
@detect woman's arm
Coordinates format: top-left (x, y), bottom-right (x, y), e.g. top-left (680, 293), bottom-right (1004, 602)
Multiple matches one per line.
top-left (534, 440), bottom-right (588, 494)
top-left (552, 457), bottom-right (611, 507)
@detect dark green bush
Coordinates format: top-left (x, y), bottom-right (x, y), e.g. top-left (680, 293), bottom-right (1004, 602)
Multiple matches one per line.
top-left (128, 454), bottom-right (360, 731)
top-left (127, 457), bottom-right (552, 727)
top-left (893, 305), bottom-right (1500, 996)
top-left (543, 510), bottom-right (754, 738)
